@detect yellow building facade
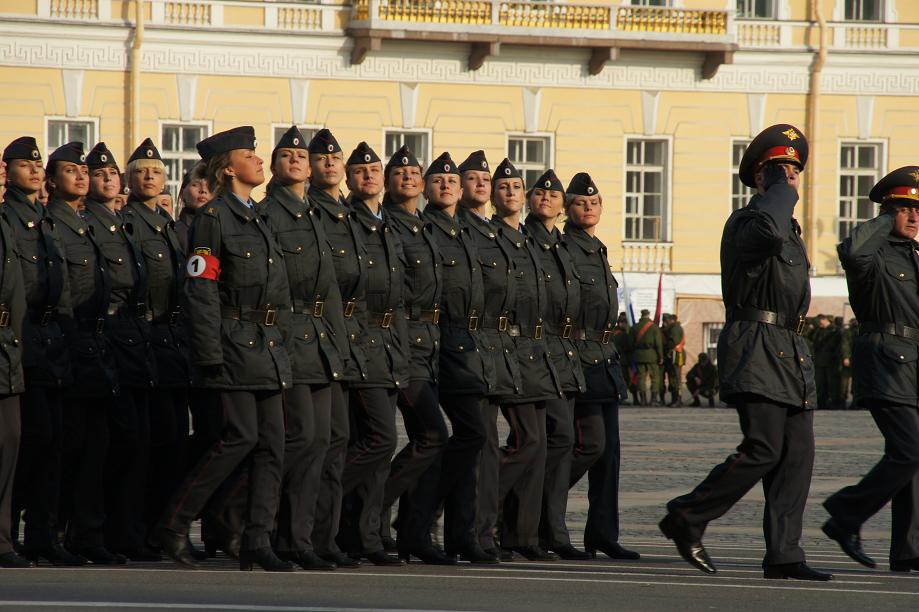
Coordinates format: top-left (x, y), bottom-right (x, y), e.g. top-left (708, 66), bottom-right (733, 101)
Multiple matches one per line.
top-left (0, 0), bottom-right (914, 363)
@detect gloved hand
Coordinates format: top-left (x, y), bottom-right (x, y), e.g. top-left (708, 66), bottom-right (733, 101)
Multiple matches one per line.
top-left (762, 162), bottom-right (788, 190)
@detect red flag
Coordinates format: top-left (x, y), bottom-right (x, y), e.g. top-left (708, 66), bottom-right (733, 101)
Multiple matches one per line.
top-left (653, 272), bottom-right (663, 325)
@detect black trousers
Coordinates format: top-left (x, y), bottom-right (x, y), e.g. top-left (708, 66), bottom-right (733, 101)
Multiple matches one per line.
top-left (146, 387), bottom-right (190, 535)
top-left (160, 390), bottom-right (284, 551)
top-left (382, 380), bottom-right (448, 542)
top-left (275, 383), bottom-right (331, 553)
top-left (61, 397), bottom-right (110, 550)
top-left (539, 394), bottom-right (576, 548)
top-left (187, 387), bottom-right (229, 546)
top-left (12, 384), bottom-right (63, 550)
top-left (666, 397), bottom-right (814, 566)
top-left (0, 395), bottom-right (21, 555)
top-left (824, 404), bottom-right (919, 562)
top-left (312, 382), bottom-right (349, 555)
top-left (498, 402), bottom-right (548, 548)
top-left (105, 388), bottom-right (151, 552)
top-left (340, 387), bottom-right (399, 554)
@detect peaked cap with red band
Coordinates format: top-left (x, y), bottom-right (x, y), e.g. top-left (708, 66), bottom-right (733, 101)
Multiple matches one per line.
top-left (738, 123), bottom-right (809, 188)
top-left (869, 166), bottom-right (919, 205)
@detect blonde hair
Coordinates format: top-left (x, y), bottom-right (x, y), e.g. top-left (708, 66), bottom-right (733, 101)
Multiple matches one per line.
top-left (205, 152), bottom-right (234, 196)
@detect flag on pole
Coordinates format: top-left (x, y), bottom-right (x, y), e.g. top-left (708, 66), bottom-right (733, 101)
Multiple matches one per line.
top-left (653, 272), bottom-right (663, 325)
top-left (620, 269), bottom-right (636, 327)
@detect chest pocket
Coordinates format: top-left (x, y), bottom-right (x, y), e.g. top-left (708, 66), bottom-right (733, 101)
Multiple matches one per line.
top-left (779, 242), bottom-right (805, 267)
top-left (223, 237), bottom-right (265, 288)
top-left (885, 260), bottom-right (916, 282)
top-left (141, 240), bottom-right (167, 264)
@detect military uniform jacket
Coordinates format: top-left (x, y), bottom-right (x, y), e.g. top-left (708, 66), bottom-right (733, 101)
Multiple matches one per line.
top-left (631, 317), bottom-right (663, 364)
top-left (384, 202), bottom-right (442, 384)
top-left (458, 208), bottom-right (521, 397)
top-left (122, 198), bottom-right (190, 388)
top-left (563, 222), bottom-right (625, 402)
top-left (0, 212), bottom-right (26, 395)
top-left (839, 213), bottom-right (919, 406)
top-left (525, 214), bottom-right (585, 395)
top-left (718, 184), bottom-right (816, 409)
top-left (3, 187), bottom-right (72, 387)
top-left (666, 322), bottom-right (685, 366)
top-left (184, 193), bottom-right (292, 391)
top-left (260, 185), bottom-right (348, 386)
top-left (83, 199), bottom-right (156, 389)
top-left (350, 198), bottom-right (409, 390)
top-left (175, 207), bottom-right (195, 254)
top-left (425, 207), bottom-right (492, 396)
top-left (494, 218), bottom-right (561, 403)
top-left (46, 199), bottom-right (118, 398)
top-left (310, 186), bottom-right (368, 383)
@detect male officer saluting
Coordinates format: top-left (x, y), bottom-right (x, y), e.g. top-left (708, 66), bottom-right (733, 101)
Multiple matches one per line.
top-left (659, 124), bottom-right (831, 581)
top-left (823, 166), bottom-right (919, 572)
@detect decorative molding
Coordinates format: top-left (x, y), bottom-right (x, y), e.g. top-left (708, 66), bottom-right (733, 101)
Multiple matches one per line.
top-left (856, 95), bottom-right (875, 140)
top-left (641, 90), bottom-right (659, 136)
top-left (176, 73), bottom-right (197, 122)
top-left (61, 69), bottom-right (84, 117)
top-left (399, 82), bottom-right (419, 130)
top-left (289, 78), bottom-right (309, 125)
top-left (746, 92), bottom-right (766, 138)
top-left (522, 87), bottom-right (540, 134)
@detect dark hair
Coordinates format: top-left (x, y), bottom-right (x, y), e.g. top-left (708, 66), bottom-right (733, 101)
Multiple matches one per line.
top-left (204, 152), bottom-right (233, 196)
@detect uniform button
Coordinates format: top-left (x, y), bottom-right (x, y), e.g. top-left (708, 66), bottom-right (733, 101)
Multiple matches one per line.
top-left (416, 259), bottom-right (421, 264)
top-left (416, 337), bottom-right (422, 343)
top-left (568, 350), bottom-right (574, 357)
top-left (799, 357), bottom-right (805, 363)
top-left (369, 260), bottom-right (374, 265)
top-left (459, 345), bottom-right (464, 351)
top-left (547, 274), bottom-right (551, 279)
top-left (900, 354), bottom-right (906, 360)
top-left (332, 372), bottom-right (339, 378)
top-left (245, 252), bottom-right (251, 258)
top-left (593, 359), bottom-right (599, 364)
top-left (269, 340), bottom-right (275, 347)
top-left (899, 273), bottom-right (906, 278)
top-left (248, 340), bottom-right (255, 346)
top-left (281, 381), bottom-right (287, 387)
top-left (319, 331), bottom-right (326, 338)
top-left (528, 355), bottom-right (535, 360)
top-left (778, 351), bottom-right (785, 357)
top-left (31, 255), bottom-right (38, 261)
top-left (268, 258), bottom-right (273, 264)
top-left (395, 381), bottom-right (401, 386)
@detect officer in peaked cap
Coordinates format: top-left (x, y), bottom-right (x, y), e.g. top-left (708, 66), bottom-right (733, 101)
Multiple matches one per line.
top-left (306, 127), bottom-right (366, 568)
top-left (562, 172), bottom-right (638, 562)
top-left (661, 124), bottom-right (831, 581)
top-left (2, 136), bottom-right (82, 566)
top-left (823, 165), bottom-right (919, 573)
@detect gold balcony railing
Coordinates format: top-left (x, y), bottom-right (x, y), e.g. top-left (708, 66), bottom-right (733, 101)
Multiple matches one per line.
top-left (50, 0), bottom-right (99, 19)
top-left (844, 25), bottom-right (888, 49)
top-left (498, 2), bottom-right (611, 30)
top-left (737, 21), bottom-right (782, 47)
top-left (616, 6), bottom-right (727, 36)
top-left (370, 0), bottom-right (492, 25)
top-left (164, 1), bottom-right (211, 26)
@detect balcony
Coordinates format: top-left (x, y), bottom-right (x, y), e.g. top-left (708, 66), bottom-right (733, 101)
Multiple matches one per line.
top-left (621, 241), bottom-right (672, 273)
top-left (347, 1), bottom-right (736, 77)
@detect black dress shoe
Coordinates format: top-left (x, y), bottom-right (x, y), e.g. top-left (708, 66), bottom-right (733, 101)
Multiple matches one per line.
top-left (890, 558), bottom-right (919, 572)
top-left (239, 547), bottom-right (296, 572)
top-left (278, 550), bottom-right (336, 571)
top-left (764, 562), bottom-right (833, 581)
top-left (186, 537), bottom-right (208, 562)
top-left (0, 551), bottom-right (35, 568)
top-left (319, 551), bottom-right (361, 568)
top-left (365, 550), bottom-right (403, 566)
top-left (510, 546), bottom-right (557, 561)
top-left (22, 541), bottom-right (87, 566)
top-left (456, 545), bottom-right (499, 564)
top-left (399, 546), bottom-right (457, 566)
top-left (659, 516), bottom-right (716, 574)
top-left (71, 546), bottom-right (128, 566)
top-left (155, 528), bottom-right (200, 569)
top-left (496, 548), bottom-right (515, 561)
top-left (115, 546), bottom-right (163, 562)
top-left (822, 519), bottom-right (875, 568)
top-left (585, 541), bottom-right (640, 561)
top-left (549, 544), bottom-right (592, 560)
top-left (381, 536), bottom-right (398, 553)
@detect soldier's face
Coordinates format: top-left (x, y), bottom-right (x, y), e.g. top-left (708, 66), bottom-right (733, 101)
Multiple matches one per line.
top-left (424, 173), bottom-right (461, 210)
top-left (566, 194), bottom-right (602, 229)
top-left (386, 166), bottom-right (423, 202)
top-left (346, 162), bottom-right (384, 199)
top-left (891, 204), bottom-right (919, 240)
top-left (50, 162), bottom-right (89, 199)
top-left (309, 152), bottom-right (344, 189)
top-left (492, 178), bottom-right (524, 216)
top-left (181, 178), bottom-right (211, 210)
top-left (227, 149), bottom-right (264, 188)
top-left (129, 163), bottom-right (166, 200)
top-left (461, 171), bottom-right (491, 206)
top-left (754, 163), bottom-right (801, 193)
top-left (529, 188), bottom-right (564, 221)
top-left (273, 148), bottom-right (310, 185)
top-left (7, 159), bottom-right (45, 194)
top-left (90, 166), bottom-right (121, 202)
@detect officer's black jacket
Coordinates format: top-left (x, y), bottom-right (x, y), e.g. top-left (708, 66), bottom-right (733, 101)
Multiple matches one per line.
top-left (349, 197), bottom-right (409, 390)
top-left (122, 198), bottom-right (190, 388)
top-left (717, 184), bottom-right (816, 409)
top-left (458, 207), bottom-right (521, 397)
top-left (83, 199), bottom-right (156, 389)
top-left (175, 207), bottom-right (195, 254)
top-left (0, 212), bottom-right (27, 395)
top-left (494, 217), bottom-right (560, 403)
top-left (384, 201), bottom-right (442, 383)
top-left (46, 198), bottom-right (118, 397)
top-left (309, 185), bottom-right (367, 383)
top-left (425, 207), bottom-right (492, 396)
top-left (183, 192), bottom-right (292, 391)
top-left (839, 212), bottom-right (919, 406)
top-left (525, 214), bottom-right (585, 395)
top-left (259, 184), bottom-right (349, 386)
top-left (563, 222), bottom-right (624, 402)
top-left (3, 186), bottom-right (72, 387)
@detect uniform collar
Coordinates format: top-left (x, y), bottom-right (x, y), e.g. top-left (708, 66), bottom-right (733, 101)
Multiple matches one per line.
top-left (46, 198), bottom-right (88, 235)
top-left (563, 221), bottom-right (601, 253)
top-left (309, 185), bottom-right (350, 222)
top-left (523, 213), bottom-right (559, 249)
top-left (383, 202), bottom-right (424, 235)
top-left (230, 192), bottom-right (255, 209)
top-left (493, 216), bottom-right (526, 247)
top-left (84, 198), bottom-right (121, 226)
top-left (267, 184), bottom-right (308, 220)
top-left (350, 196), bottom-right (385, 232)
top-left (124, 197), bottom-right (170, 232)
top-left (425, 207), bottom-right (461, 238)
top-left (2, 186), bottom-right (44, 227)
top-left (221, 191), bottom-right (260, 223)
top-left (458, 207), bottom-right (496, 239)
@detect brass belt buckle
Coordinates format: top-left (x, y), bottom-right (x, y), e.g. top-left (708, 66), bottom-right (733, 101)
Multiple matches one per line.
top-left (431, 308), bottom-right (440, 325)
top-left (498, 315), bottom-right (508, 332)
top-left (313, 300), bottom-right (324, 317)
top-left (0, 310), bottom-right (9, 328)
top-left (381, 311), bottom-right (393, 329)
top-left (40, 308), bottom-right (53, 326)
top-left (601, 330), bottom-right (611, 345)
top-left (95, 317), bottom-right (105, 334)
top-left (344, 300), bottom-right (356, 318)
top-left (264, 309), bottom-right (277, 326)
top-left (534, 323), bottom-right (543, 340)
top-left (468, 313), bottom-right (479, 331)
top-left (794, 315), bottom-right (806, 336)
top-left (562, 323), bottom-right (572, 339)
top-left (136, 303), bottom-right (146, 318)
top-left (169, 311), bottom-right (180, 325)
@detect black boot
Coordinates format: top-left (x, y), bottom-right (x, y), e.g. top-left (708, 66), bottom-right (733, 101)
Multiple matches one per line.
top-left (22, 540), bottom-right (87, 566)
top-left (691, 395), bottom-right (701, 407)
top-left (155, 527), bottom-right (200, 569)
top-left (668, 391), bottom-right (682, 407)
top-left (278, 550), bottom-right (337, 571)
top-left (708, 396), bottom-right (716, 408)
top-left (399, 545), bottom-right (457, 566)
top-left (0, 551), bottom-right (34, 568)
top-left (239, 547), bottom-right (296, 572)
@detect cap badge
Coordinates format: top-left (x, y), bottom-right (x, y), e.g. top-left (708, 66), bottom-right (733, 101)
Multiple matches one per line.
top-left (401, 156), bottom-right (409, 165)
top-left (504, 168), bottom-right (511, 176)
top-left (785, 147), bottom-right (796, 157)
top-left (31, 150), bottom-right (39, 159)
top-left (782, 128), bottom-right (800, 141)
top-left (327, 144), bottom-right (334, 152)
top-left (79, 154), bottom-right (86, 162)
top-left (544, 180), bottom-right (551, 188)
top-left (100, 154), bottom-right (108, 162)
top-left (444, 164), bottom-right (451, 172)
top-left (910, 169), bottom-right (919, 183)
top-left (145, 149), bottom-right (153, 158)
top-left (364, 154), bottom-right (371, 163)
top-left (253, 139), bottom-right (258, 148)
top-left (587, 186), bottom-right (595, 195)
top-left (481, 161), bottom-right (487, 169)
top-left (912, 188), bottom-right (918, 195)
top-left (292, 137), bottom-right (300, 146)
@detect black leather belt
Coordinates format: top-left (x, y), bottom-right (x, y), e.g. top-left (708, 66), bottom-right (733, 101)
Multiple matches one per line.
top-left (221, 305), bottom-right (278, 326)
top-left (368, 310), bottom-right (395, 329)
top-left (293, 299), bottom-right (326, 318)
top-left (445, 312), bottom-right (480, 331)
top-left (407, 308), bottom-right (440, 325)
top-left (481, 314), bottom-right (510, 333)
top-left (28, 307), bottom-right (59, 326)
top-left (145, 309), bottom-right (182, 325)
top-left (574, 328), bottom-right (613, 344)
top-left (343, 300), bottom-right (358, 318)
top-left (106, 302), bottom-right (146, 319)
top-left (859, 322), bottom-right (919, 343)
top-left (507, 322), bottom-right (544, 339)
top-left (0, 308), bottom-right (10, 328)
top-left (728, 307), bottom-right (806, 336)
top-left (543, 318), bottom-right (574, 339)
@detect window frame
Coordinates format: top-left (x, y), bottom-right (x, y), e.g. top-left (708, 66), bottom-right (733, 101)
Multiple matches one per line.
top-left (836, 138), bottom-right (887, 243)
top-left (622, 135), bottom-right (673, 243)
top-left (843, 0), bottom-right (885, 22)
top-left (44, 116), bottom-right (100, 159)
top-left (735, 0), bottom-right (777, 20)
top-left (505, 132), bottom-right (555, 191)
top-left (381, 128), bottom-right (433, 169)
top-left (730, 138), bottom-right (755, 213)
top-left (702, 322), bottom-right (723, 365)
top-left (271, 123), bottom-right (322, 150)
top-left (158, 120), bottom-right (212, 204)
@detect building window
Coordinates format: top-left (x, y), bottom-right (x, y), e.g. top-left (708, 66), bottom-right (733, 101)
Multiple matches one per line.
top-left (630, 0), bottom-right (670, 6)
top-left (625, 139), bottom-right (668, 242)
top-left (508, 135), bottom-right (552, 189)
top-left (384, 130), bottom-right (429, 167)
top-left (161, 123), bottom-right (209, 200)
top-left (844, 0), bottom-right (882, 22)
top-left (838, 142), bottom-right (882, 241)
top-left (736, 0), bottom-right (776, 19)
top-left (731, 140), bottom-right (755, 210)
top-left (47, 119), bottom-right (95, 153)
top-left (703, 323), bottom-right (722, 364)
top-left (273, 125), bottom-right (318, 149)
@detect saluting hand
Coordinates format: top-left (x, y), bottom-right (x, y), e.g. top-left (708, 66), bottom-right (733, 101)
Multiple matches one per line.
top-left (762, 162), bottom-right (788, 190)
